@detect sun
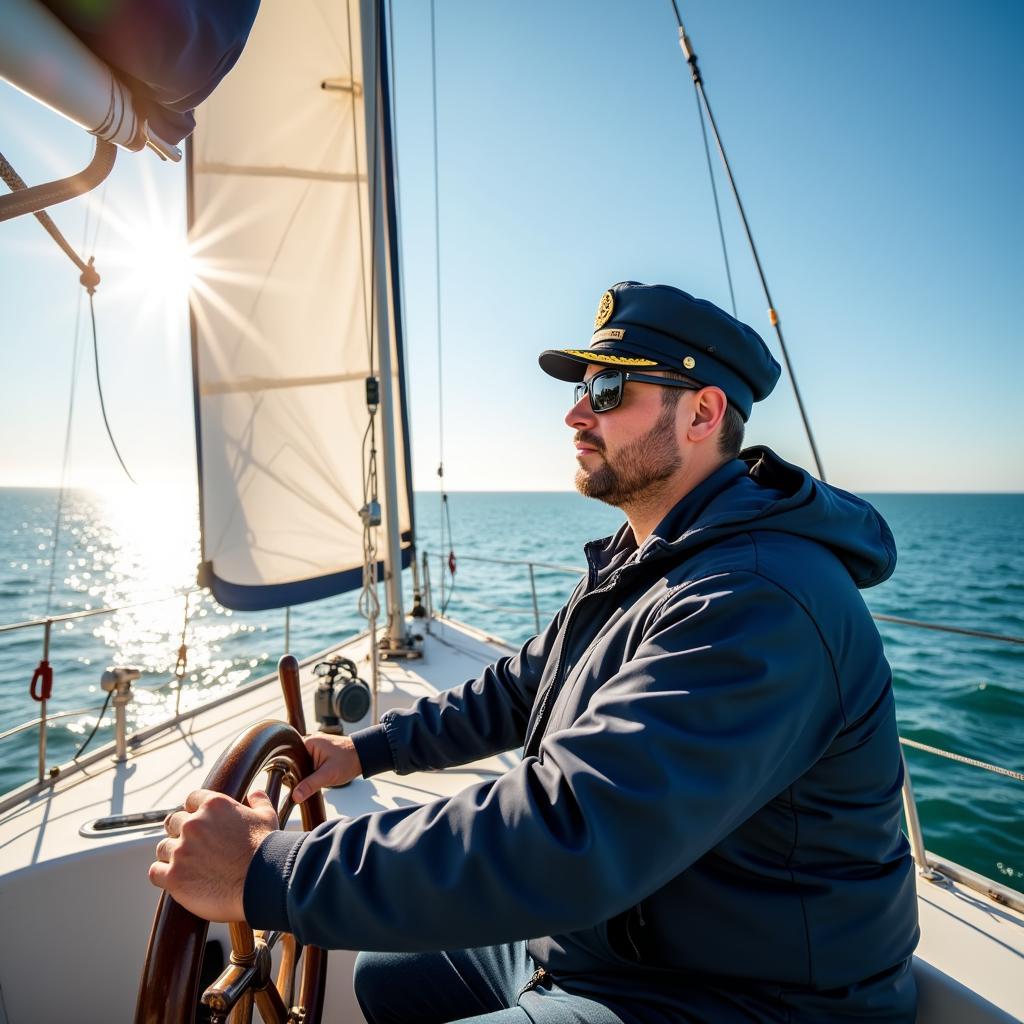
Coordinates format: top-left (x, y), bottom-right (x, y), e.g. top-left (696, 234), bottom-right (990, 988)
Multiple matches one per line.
top-left (83, 157), bottom-right (209, 352)
top-left (100, 196), bottom-right (198, 310)
top-left (123, 219), bottom-right (197, 299)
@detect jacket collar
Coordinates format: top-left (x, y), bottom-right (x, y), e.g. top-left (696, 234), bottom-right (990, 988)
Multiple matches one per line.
top-left (584, 458), bottom-right (748, 582)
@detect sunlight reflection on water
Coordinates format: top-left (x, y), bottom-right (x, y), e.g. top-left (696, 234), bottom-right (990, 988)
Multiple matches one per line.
top-left (0, 487), bottom-right (287, 760)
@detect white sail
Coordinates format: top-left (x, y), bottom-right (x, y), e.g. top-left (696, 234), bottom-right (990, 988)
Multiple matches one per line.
top-left (188, 0), bottom-right (413, 610)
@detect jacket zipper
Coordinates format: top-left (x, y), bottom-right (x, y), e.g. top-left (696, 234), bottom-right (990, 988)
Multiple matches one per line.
top-left (625, 900), bottom-right (646, 961)
top-left (518, 967), bottom-right (551, 997)
top-left (522, 571), bottom-right (623, 757)
top-left (524, 546), bottom-right (660, 756)
top-left (524, 565), bottom-right (643, 757)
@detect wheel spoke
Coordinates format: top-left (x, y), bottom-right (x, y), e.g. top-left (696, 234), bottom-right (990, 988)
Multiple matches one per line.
top-left (278, 792), bottom-right (296, 828)
top-left (275, 932), bottom-right (300, 1009)
top-left (254, 978), bottom-right (291, 1023)
top-left (226, 989), bottom-right (254, 1024)
top-left (264, 764), bottom-right (285, 808)
top-left (229, 921), bottom-right (255, 958)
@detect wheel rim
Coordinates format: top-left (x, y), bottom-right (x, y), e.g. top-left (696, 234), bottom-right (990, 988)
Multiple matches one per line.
top-left (135, 719), bottom-right (328, 1024)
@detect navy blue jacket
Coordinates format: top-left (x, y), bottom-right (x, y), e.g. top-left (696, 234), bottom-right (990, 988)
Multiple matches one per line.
top-left (245, 448), bottom-right (919, 995)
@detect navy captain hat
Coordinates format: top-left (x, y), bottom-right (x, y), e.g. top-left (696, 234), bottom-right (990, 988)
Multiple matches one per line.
top-left (538, 281), bottom-right (781, 421)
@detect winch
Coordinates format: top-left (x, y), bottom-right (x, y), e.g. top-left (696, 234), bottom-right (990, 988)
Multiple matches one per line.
top-left (312, 655), bottom-right (371, 733)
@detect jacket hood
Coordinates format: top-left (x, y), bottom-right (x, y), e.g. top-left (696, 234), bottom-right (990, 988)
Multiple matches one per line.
top-left (644, 446), bottom-right (897, 589)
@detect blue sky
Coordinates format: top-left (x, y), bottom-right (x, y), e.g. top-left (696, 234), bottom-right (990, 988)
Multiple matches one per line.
top-left (1, 0), bottom-right (1022, 492)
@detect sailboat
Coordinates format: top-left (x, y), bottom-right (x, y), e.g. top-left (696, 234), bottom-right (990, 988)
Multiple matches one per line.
top-left (1, 1), bottom-right (1022, 1022)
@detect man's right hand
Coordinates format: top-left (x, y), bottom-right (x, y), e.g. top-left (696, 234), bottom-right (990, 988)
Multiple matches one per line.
top-left (292, 733), bottom-right (364, 803)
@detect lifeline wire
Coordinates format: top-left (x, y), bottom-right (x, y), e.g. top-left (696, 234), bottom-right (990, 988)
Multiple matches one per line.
top-left (668, 4), bottom-right (826, 481)
top-left (900, 737), bottom-right (1024, 783)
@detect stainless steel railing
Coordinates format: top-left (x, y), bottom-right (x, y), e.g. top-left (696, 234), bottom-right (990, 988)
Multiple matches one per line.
top-left (0, 588), bottom-right (296, 783)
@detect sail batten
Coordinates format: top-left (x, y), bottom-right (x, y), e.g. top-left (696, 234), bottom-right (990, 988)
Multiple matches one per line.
top-left (200, 370), bottom-right (387, 397)
top-left (194, 163), bottom-right (367, 183)
top-left (189, 0), bottom-right (412, 612)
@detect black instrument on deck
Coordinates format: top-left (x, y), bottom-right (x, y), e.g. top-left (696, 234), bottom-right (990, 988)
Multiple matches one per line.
top-left (312, 655), bottom-right (371, 733)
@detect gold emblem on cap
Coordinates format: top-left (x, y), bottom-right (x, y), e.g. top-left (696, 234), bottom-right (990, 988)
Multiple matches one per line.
top-left (594, 291), bottom-right (614, 330)
top-left (683, 356), bottom-right (696, 369)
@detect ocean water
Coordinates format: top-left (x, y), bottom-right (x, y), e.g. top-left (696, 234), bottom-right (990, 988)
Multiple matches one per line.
top-left (1, 487), bottom-right (1021, 892)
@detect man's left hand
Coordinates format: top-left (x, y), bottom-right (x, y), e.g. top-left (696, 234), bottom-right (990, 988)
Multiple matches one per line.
top-left (149, 789), bottom-right (279, 922)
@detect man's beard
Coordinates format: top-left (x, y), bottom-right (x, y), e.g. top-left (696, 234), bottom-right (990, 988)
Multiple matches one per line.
top-left (574, 403), bottom-right (681, 507)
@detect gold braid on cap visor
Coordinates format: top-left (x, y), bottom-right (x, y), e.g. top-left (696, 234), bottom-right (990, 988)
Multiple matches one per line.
top-left (560, 349), bottom-right (660, 367)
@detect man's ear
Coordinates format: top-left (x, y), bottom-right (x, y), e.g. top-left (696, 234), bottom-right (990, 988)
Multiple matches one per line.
top-left (685, 387), bottom-right (728, 443)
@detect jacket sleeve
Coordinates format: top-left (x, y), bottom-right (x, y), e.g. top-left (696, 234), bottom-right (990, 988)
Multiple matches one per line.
top-left (350, 596), bottom-right (574, 777)
top-left (244, 571), bottom-right (844, 951)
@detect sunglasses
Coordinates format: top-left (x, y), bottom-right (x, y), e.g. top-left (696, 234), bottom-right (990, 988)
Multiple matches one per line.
top-left (574, 369), bottom-right (702, 413)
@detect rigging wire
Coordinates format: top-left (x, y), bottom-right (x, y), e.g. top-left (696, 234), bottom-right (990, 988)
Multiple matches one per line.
top-left (691, 87), bottom-right (736, 317)
top-left (87, 289), bottom-right (137, 484)
top-left (429, 0), bottom-right (456, 614)
top-left (172, 591), bottom-right (191, 715)
top-left (2, 149), bottom-right (135, 483)
top-left (668, 3), bottom-right (827, 482)
top-left (44, 205), bottom-right (93, 618)
top-left (440, 495), bottom-right (457, 616)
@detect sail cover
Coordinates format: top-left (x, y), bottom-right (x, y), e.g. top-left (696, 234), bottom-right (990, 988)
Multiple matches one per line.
top-left (189, 0), bottom-right (414, 611)
top-left (39, 0), bottom-right (261, 144)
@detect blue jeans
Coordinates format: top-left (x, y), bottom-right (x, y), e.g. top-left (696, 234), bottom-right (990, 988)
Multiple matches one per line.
top-left (354, 943), bottom-right (627, 1024)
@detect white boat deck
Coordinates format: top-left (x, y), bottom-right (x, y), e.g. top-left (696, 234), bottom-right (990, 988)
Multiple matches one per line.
top-left (0, 618), bottom-right (1020, 1023)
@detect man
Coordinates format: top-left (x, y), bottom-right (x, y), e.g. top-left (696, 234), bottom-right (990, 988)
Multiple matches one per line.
top-left (152, 282), bottom-right (919, 1022)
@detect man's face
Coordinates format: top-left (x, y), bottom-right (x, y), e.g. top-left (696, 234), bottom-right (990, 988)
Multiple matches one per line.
top-left (565, 365), bottom-right (684, 507)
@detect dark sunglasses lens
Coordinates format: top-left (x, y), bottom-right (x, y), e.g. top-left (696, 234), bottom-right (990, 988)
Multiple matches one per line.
top-left (590, 372), bottom-right (622, 411)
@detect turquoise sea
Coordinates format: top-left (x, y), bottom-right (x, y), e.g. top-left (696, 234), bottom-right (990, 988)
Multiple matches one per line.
top-left (0, 487), bottom-right (1021, 892)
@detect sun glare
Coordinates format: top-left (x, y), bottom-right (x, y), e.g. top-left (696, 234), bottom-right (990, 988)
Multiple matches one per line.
top-left (102, 206), bottom-right (198, 310)
top-left (85, 159), bottom-right (206, 354)
top-left (127, 224), bottom-right (197, 297)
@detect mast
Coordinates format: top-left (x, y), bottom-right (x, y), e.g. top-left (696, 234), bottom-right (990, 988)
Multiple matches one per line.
top-left (370, 0), bottom-right (408, 649)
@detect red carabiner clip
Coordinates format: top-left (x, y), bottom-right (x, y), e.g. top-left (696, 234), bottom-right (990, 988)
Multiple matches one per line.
top-left (30, 659), bottom-right (53, 702)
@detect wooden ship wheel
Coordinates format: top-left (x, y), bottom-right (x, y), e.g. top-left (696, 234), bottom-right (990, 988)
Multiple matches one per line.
top-left (135, 658), bottom-right (328, 1024)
